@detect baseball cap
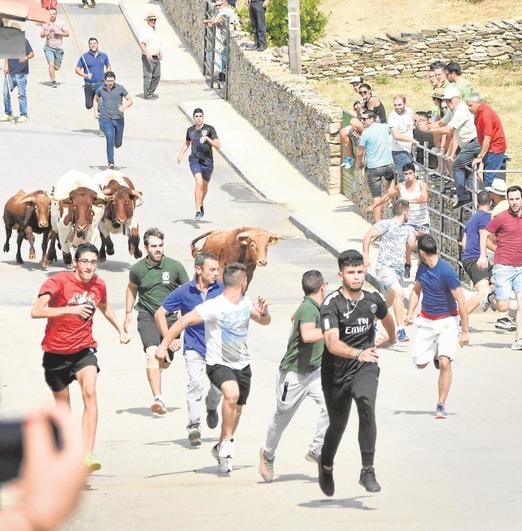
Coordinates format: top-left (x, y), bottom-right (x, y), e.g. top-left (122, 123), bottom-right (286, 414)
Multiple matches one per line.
top-left (431, 87), bottom-right (445, 100)
top-left (349, 76), bottom-right (363, 84)
top-left (442, 86), bottom-right (460, 100)
top-left (485, 178), bottom-right (507, 196)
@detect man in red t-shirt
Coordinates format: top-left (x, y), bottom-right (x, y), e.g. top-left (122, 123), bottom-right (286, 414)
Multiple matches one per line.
top-left (31, 243), bottom-right (129, 471)
top-left (479, 186), bottom-right (522, 350)
top-left (467, 94), bottom-right (507, 187)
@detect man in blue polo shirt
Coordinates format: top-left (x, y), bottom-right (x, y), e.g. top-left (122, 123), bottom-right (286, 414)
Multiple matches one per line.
top-left (75, 37), bottom-right (111, 110)
top-left (155, 252), bottom-right (223, 446)
top-left (405, 235), bottom-right (469, 419)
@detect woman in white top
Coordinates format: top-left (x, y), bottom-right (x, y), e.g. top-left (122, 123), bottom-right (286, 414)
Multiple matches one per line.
top-left (366, 162), bottom-right (430, 277)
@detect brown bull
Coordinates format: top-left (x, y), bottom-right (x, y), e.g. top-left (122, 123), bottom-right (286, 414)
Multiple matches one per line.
top-left (3, 190), bottom-right (51, 266)
top-left (190, 227), bottom-right (282, 287)
top-left (98, 177), bottom-right (142, 262)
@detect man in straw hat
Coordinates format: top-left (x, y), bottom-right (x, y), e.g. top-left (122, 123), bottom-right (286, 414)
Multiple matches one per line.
top-left (139, 10), bottom-right (162, 99)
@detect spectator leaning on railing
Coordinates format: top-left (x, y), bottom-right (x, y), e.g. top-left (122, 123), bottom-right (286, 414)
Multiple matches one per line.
top-left (388, 95), bottom-right (416, 183)
top-left (445, 61), bottom-right (473, 101)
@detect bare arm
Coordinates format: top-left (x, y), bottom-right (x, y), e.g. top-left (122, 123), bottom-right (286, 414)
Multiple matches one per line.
top-left (366, 181), bottom-right (399, 211)
top-left (377, 312), bottom-right (396, 348)
top-left (451, 286), bottom-right (469, 347)
top-left (391, 127), bottom-right (417, 144)
top-left (477, 229), bottom-right (493, 269)
top-left (154, 305), bottom-right (170, 338)
top-left (139, 42), bottom-right (151, 60)
top-left (356, 145), bottom-right (365, 169)
top-left (430, 123), bottom-right (455, 136)
top-left (177, 141), bottom-right (191, 164)
top-left (473, 136), bottom-right (491, 166)
top-left (98, 302), bottom-right (129, 343)
top-left (324, 328), bottom-right (379, 363)
top-left (158, 309), bottom-right (203, 353)
top-left (123, 282), bottom-right (138, 333)
top-left (119, 94), bottom-right (133, 111)
top-left (405, 281), bottom-right (422, 323)
top-left (251, 297), bottom-right (271, 326)
top-left (362, 226), bottom-right (380, 269)
top-left (93, 94), bottom-right (100, 118)
top-left (300, 322), bottom-right (323, 343)
top-left (412, 181), bottom-right (429, 204)
top-left (31, 294), bottom-right (93, 320)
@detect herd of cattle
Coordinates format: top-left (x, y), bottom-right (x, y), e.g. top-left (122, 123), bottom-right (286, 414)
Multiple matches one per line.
top-left (3, 169), bottom-right (283, 283)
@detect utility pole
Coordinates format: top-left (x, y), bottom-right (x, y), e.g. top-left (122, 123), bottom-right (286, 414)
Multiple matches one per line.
top-left (287, 0), bottom-right (301, 75)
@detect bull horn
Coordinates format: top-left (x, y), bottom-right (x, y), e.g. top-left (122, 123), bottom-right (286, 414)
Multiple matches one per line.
top-left (130, 190), bottom-right (142, 199)
top-left (102, 187), bottom-right (115, 196)
top-left (269, 234), bottom-right (284, 243)
top-left (190, 230), bottom-right (217, 258)
top-left (20, 195), bottom-right (36, 204)
top-left (236, 231), bottom-right (251, 244)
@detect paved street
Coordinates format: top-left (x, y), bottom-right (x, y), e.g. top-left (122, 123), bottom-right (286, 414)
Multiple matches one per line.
top-left (0, 3), bottom-right (521, 530)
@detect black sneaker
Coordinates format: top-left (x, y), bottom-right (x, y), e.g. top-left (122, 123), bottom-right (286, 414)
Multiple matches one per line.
top-left (495, 317), bottom-right (516, 331)
top-left (317, 459), bottom-right (335, 497)
top-left (206, 408), bottom-right (218, 429)
top-left (359, 466), bottom-right (381, 492)
top-left (404, 263), bottom-right (411, 279)
top-left (452, 198), bottom-right (471, 209)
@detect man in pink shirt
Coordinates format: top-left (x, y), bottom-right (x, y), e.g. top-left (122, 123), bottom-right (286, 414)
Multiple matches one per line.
top-left (467, 94), bottom-right (507, 187)
top-left (40, 7), bottom-right (69, 87)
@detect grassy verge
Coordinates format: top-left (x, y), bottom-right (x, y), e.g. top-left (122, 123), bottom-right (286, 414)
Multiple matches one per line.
top-left (313, 64), bottom-right (522, 186)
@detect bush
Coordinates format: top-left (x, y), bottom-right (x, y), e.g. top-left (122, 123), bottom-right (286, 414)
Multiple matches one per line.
top-left (237, 0), bottom-right (327, 47)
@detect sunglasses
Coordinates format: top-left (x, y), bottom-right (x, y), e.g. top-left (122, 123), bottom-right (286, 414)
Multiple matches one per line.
top-left (359, 90), bottom-right (369, 94)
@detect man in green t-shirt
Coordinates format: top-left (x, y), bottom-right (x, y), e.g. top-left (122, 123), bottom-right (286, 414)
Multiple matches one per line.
top-left (124, 227), bottom-right (189, 415)
top-left (259, 270), bottom-right (328, 482)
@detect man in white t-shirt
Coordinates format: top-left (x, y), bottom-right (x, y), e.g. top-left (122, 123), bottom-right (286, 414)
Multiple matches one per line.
top-left (156, 262), bottom-right (271, 473)
top-left (388, 95), bottom-right (416, 183)
top-left (429, 85), bottom-right (480, 209)
top-left (139, 11), bottom-right (162, 99)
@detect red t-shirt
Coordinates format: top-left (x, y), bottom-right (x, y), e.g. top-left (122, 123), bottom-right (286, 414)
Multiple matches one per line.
top-left (474, 104), bottom-right (507, 154)
top-left (486, 210), bottom-right (522, 266)
top-left (38, 272), bottom-right (107, 354)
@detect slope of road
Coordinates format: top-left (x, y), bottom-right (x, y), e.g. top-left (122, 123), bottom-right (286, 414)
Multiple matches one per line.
top-left (0, 4), bottom-right (521, 531)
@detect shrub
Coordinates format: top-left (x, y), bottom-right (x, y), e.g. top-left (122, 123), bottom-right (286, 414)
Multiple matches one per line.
top-left (238, 0), bottom-right (327, 47)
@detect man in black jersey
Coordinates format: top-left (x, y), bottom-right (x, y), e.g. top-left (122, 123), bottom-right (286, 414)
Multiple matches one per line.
top-left (318, 249), bottom-right (396, 497)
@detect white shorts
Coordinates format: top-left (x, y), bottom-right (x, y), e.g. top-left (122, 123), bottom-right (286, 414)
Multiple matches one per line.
top-left (376, 266), bottom-right (403, 290)
top-left (412, 315), bottom-right (459, 366)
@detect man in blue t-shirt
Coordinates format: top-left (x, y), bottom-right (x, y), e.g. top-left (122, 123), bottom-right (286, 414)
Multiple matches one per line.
top-left (357, 110), bottom-right (395, 223)
top-left (1, 37), bottom-right (34, 123)
top-left (405, 235), bottom-right (469, 419)
top-left (462, 190), bottom-right (493, 314)
top-left (155, 252), bottom-right (223, 446)
top-left (75, 37), bottom-right (111, 110)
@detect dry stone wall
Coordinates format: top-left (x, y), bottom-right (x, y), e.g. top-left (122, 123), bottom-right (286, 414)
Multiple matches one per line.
top-left (270, 19), bottom-right (522, 81)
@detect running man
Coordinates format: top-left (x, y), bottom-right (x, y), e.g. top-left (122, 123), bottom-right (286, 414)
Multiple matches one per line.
top-left (318, 250), bottom-right (396, 497)
top-left (30, 243), bottom-right (129, 471)
top-left (156, 263), bottom-right (271, 473)
top-left (259, 270), bottom-right (329, 482)
top-left (40, 8), bottom-right (68, 87)
top-left (124, 228), bottom-right (189, 415)
top-left (363, 199), bottom-right (416, 343)
top-left (405, 235), bottom-right (469, 419)
top-left (155, 252), bottom-right (223, 447)
top-left (177, 108), bottom-right (220, 220)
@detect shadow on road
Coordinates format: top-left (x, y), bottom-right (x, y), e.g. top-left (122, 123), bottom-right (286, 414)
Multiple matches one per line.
top-left (145, 464), bottom-right (253, 479)
top-left (220, 182), bottom-right (266, 204)
top-left (257, 473), bottom-right (315, 484)
top-left (392, 410), bottom-right (456, 416)
top-left (172, 218), bottom-right (212, 228)
top-left (97, 260), bottom-right (131, 272)
top-left (72, 128), bottom-right (103, 136)
top-left (115, 406), bottom-right (180, 417)
top-left (168, 437), bottom-right (217, 449)
top-left (2, 259), bottom-right (45, 272)
top-left (299, 496), bottom-right (376, 510)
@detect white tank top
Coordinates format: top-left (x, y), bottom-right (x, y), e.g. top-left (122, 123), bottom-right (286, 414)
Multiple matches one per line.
top-left (400, 180), bottom-right (430, 226)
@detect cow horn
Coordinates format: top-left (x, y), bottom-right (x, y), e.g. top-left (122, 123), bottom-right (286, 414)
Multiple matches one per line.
top-left (101, 187), bottom-right (114, 196)
top-left (190, 230), bottom-right (217, 258)
top-left (20, 194), bottom-right (36, 205)
top-left (236, 231), bottom-right (250, 245)
top-left (269, 234), bottom-right (284, 243)
top-left (130, 190), bottom-right (142, 199)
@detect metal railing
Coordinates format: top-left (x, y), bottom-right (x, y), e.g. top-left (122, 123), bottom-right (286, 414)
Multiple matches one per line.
top-left (203, 0), bottom-right (231, 100)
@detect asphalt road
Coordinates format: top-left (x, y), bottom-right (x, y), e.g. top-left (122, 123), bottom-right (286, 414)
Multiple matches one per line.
top-left (0, 5), bottom-right (520, 531)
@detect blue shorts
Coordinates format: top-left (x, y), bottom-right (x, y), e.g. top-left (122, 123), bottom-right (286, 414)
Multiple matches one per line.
top-left (44, 45), bottom-right (64, 68)
top-left (492, 264), bottom-right (522, 301)
top-left (406, 223), bottom-right (430, 234)
top-left (189, 159), bottom-right (214, 182)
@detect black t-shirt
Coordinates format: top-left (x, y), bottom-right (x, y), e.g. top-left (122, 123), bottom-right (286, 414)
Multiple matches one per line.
top-left (413, 129), bottom-right (437, 169)
top-left (8, 39), bottom-right (33, 75)
top-left (320, 289), bottom-right (387, 385)
top-left (186, 124), bottom-right (218, 164)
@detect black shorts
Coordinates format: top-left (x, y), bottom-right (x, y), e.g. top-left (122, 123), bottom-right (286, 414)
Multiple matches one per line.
top-left (462, 257), bottom-right (491, 286)
top-left (137, 311), bottom-right (178, 360)
top-left (367, 164), bottom-right (396, 198)
top-left (42, 348), bottom-right (99, 392)
top-left (206, 363), bottom-right (252, 405)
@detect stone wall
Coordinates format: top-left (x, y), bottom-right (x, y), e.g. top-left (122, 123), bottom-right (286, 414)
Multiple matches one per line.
top-left (270, 19), bottom-right (522, 81)
top-left (162, 0), bottom-right (343, 193)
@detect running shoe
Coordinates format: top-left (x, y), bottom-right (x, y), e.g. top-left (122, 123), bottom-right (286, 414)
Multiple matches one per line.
top-left (16, 116), bottom-right (28, 124)
top-left (479, 293), bottom-right (491, 312)
top-left (305, 450), bottom-right (320, 464)
top-left (150, 397), bottom-right (167, 416)
top-left (396, 328), bottom-right (409, 343)
top-left (206, 408), bottom-right (218, 429)
top-left (85, 453), bottom-right (101, 473)
top-left (108, 163), bottom-right (115, 170)
top-left (0, 114), bottom-right (13, 122)
top-left (259, 448), bottom-right (274, 482)
top-left (51, 81), bottom-right (57, 88)
top-left (495, 317), bottom-right (516, 331)
top-left (195, 211), bottom-right (203, 220)
top-left (218, 438), bottom-right (234, 473)
top-left (359, 466), bottom-right (381, 492)
top-left (211, 442), bottom-right (220, 462)
top-left (435, 403), bottom-right (448, 419)
top-left (511, 338), bottom-right (522, 351)
top-left (317, 459), bottom-right (334, 497)
top-left (341, 156), bottom-right (354, 168)
top-left (452, 198), bottom-right (471, 209)
top-left (404, 263), bottom-right (411, 279)
top-left (188, 425), bottom-right (201, 447)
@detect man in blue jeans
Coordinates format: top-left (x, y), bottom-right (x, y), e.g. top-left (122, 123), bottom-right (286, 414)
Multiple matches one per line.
top-left (93, 72), bottom-right (133, 170)
top-left (1, 35), bottom-right (34, 124)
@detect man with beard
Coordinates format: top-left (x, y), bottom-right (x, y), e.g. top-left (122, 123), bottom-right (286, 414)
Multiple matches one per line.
top-left (406, 235), bottom-right (469, 419)
top-left (155, 252), bottom-right (224, 447)
top-left (318, 250), bottom-right (396, 497)
top-left (124, 228), bottom-right (188, 416)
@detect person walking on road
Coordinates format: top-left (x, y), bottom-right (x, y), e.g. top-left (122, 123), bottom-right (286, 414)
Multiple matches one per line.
top-left (259, 270), bottom-right (329, 482)
top-left (139, 11), bottom-right (162, 99)
top-left (405, 235), bottom-right (470, 419)
top-left (177, 108), bottom-right (220, 220)
top-left (480, 185), bottom-right (522, 350)
top-left (318, 250), bottom-right (396, 497)
top-left (156, 263), bottom-right (271, 473)
top-left (155, 252), bottom-right (224, 446)
top-left (1, 32), bottom-right (34, 123)
top-left (363, 199), bottom-right (416, 343)
top-left (93, 71), bottom-right (133, 170)
top-left (247, 0), bottom-right (268, 51)
top-left (124, 228), bottom-right (189, 416)
top-left (75, 37), bottom-right (111, 110)
top-left (30, 243), bottom-right (129, 472)
top-left (40, 8), bottom-right (68, 87)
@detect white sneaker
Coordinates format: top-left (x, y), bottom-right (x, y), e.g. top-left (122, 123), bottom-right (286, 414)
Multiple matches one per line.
top-left (511, 338), bottom-right (522, 351)
top-left (218, 438), bottom-right (234, 473)
top-left (0, 114), bottom-right (13, 122)
top-left (16, 115), bottom-right (28, 123)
